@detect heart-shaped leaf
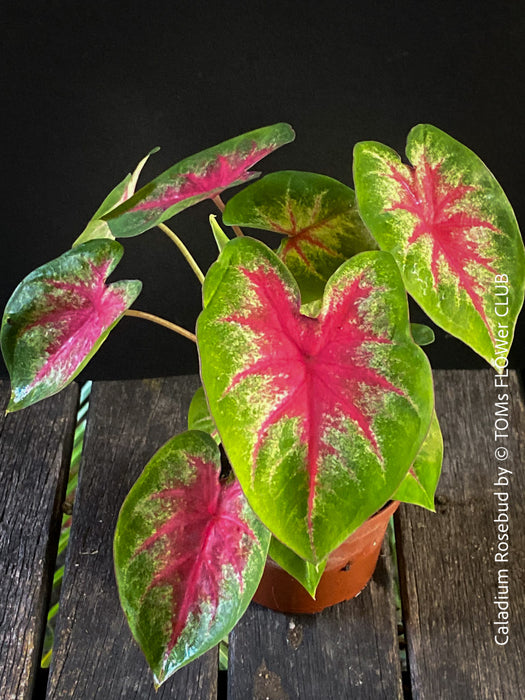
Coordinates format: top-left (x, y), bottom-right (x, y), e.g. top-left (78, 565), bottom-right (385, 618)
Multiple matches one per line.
top-left (197, 238), bottom-right (433, 562)
top-left (102, 123), bottom-right (295, 238)
top-left (353, 124), bottom-right (525, 366)
top-left (392, 409), bottom-right (443, 510)
top-left (223, 171), bottom-right (377, 303)
top-left (114, 430), bottom-right (270, 687)
top-left (73, 148), bottom-right (159, 246)
top-left (268, 536), bottom-right (326, 598)
top-left (1, 240), bottom-right (141, 411)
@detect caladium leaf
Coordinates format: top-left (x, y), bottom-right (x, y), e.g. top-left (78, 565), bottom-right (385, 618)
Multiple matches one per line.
top-left (410, 323), bottom-right (435, 346)
top-left (353, 124), bottom-right (525, 367)
top-left (268, 536), bottom-right (326, 598)
top-left (114, 430), bottom-right (270, 687)
top-left (102, 123), bottom-right (295, 239)
top-left (223, 171), bottom-right (377, 303)
top-left (197, 237), bottom-right (433, 563)
top-left (73, 148), bottom-right (159, 246)
top-left (1, 240), bottom-right (141, 412)
top-left (393, 409), bottom-right (443, 510)
top-left (187, 386), bottom-right (218, 440)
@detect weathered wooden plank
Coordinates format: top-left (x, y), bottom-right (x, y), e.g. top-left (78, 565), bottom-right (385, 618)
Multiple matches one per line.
top-left (0, 381), bottom-right (78, 700)
top-left (46, 377), bottom-right (218, 699)
top-left (229, 542), bottom-right (403, 700)
top-left (396, 369), bottom-right (525, 699)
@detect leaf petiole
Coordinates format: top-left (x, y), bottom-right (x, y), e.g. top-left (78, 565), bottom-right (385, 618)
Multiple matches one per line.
top-left (124, 309), bottom-right (197, 343)
top-left (157, 223), bottom-right (205, 284)
top-left (213, 195), bottom-right (244, 237)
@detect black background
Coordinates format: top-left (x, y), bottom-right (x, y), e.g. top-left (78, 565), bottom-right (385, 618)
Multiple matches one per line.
top-left (2, 1), bottom-right (524, 381)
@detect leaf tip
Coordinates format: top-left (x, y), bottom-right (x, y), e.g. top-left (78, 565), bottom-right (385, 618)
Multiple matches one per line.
top-left (306, 586), bottom-right (318, 600)
top-left (151, 656), bottom-right (170, 690)
top-left (280, 122), bottom-right (296, 142)
top-left (6, 394), bottom-right (18, 414)
top-left (421, 494), bottom-right (437, 512)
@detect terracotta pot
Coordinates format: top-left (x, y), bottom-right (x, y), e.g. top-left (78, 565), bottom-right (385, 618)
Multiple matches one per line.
top-left (252, 500), bottom-right (400, 614)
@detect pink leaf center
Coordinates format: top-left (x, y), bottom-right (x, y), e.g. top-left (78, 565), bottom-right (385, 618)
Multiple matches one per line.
top-left (131, 143), bottom-right (275, 213)
top-left (384, 156), bottom-right (498, 330)
top-left (135, 458), bottom-right (256, 655)
top-left (28, 261), bottom-right (129, 386)
top-left (221, 266), bottom-right (404, 540)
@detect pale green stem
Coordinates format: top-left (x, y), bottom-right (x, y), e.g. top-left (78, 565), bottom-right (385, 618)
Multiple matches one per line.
top-left (213, 195), bottom-right (244, 237)
top-left (157, 223), bottom-right (205, 284)
top-left (124, 309), bottom-right (197, 343)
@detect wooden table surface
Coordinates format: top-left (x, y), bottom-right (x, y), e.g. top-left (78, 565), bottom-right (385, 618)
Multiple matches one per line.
top-left (1, 370), bottom-right (523, 699)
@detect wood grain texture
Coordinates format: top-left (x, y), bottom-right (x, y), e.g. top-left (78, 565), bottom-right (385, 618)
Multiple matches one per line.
top-left (228, 542), bottom-right (403, 700)
top-left (396, 370), bottom-right (525, 699)
top-left (46, 377), bottom-right (218, 699)
top-left (0, 382), bottom-right (78, 700)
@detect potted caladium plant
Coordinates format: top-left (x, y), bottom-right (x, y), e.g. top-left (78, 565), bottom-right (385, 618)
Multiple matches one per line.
top-left (2, 122), bottom-right (524, 687)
